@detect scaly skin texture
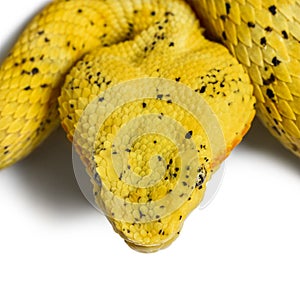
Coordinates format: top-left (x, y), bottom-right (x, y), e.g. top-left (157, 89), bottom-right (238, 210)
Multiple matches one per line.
top-left (187, 0), bottom-right (300, 157)
top-left (58, 0), bottom-right (255, 252)
top-left (0, 0), bottom-right (255, 252)
top-left (0, 0), bottom-right (116, 168)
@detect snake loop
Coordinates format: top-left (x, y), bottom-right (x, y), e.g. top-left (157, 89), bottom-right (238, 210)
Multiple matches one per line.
top-left (188, 0), bottom-right (300, 157)
top-left (0, 0), bottom-right (256, 251)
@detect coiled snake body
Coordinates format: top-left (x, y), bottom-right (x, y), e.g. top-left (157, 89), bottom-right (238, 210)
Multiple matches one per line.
top-left (189, 0), bottom-right (300, 157)
top-left (0, 0), bottom-right (297, 252)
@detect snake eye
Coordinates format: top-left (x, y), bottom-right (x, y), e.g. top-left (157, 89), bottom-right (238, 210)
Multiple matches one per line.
top-left (196, 165), bottom-right (207, 190)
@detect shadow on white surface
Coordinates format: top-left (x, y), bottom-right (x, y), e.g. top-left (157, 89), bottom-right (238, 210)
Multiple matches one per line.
top-left (12, 128), bottom-right (95, 217)
top-left (240, 118), bottom-right (300, 175)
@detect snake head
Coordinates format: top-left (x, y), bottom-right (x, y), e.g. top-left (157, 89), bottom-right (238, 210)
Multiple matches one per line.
top-left (92, 150), bottom-right (210, 253)
top-left (57, 0), bottom-right (255, 252)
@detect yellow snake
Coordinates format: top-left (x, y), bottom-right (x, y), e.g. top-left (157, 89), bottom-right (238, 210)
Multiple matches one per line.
top-left (0, 0), bottom-right (297, 252)
top-left (189, 0), bottom-right (300, 157)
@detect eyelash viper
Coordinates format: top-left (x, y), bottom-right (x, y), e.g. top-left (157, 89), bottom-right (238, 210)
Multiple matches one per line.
top-left (188, 0), bottom-right (300, 157)
top-left (0, 0), bottom-right (259, 252)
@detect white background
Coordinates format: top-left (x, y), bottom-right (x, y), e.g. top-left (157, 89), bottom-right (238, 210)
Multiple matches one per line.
top-left (0, 1), bottom-right (299, 299)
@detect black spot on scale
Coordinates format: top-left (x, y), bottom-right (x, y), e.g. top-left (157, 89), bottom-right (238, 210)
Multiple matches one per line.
top-left (77, 9), bottom-right (83, 13)
top-left (142, 102), bottom-right (147, 108)
top-left (272, 57), bottom-right (281, 66)
top-left (225, 2), bottom-right (231, 14)
top-left (175, 77), bottom-right (181, 82)
top-left (156, 94), bottom-right (163, 100)
top-left (247, 22), bottom-right (255, 28)
top-left (260, 37), bottom-right (267, 46)
top-left (266, 88), bottom-right (275, 99)
top-left (263, 74), bottom-right (275, 85)
top-left (268, 5), bottom-right (277, 15)
top-left (169, 42), bottom-right (175, 47)
top-left (265, 26), bottom-right (273, 32)
top-left (200, 86), bottom-right (206, 93)
top-left (31, 68), bottom-right (39, 75)
top-left (24, 86), bottom-right (31, 91)
top-left (282, 30), bottom-right (289, 39)
top-left (98, 97), bottom-right (105, 102)
top-left (185, 131), bottom-right (193, 139)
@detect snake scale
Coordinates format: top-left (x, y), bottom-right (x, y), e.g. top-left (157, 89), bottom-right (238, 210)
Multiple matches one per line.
top-left (189, 0), bottom-right (300, 157)
top-left (0, 0), bottom-right (297, 252)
